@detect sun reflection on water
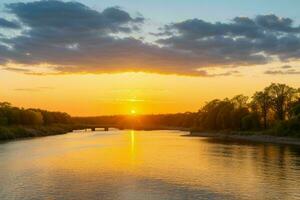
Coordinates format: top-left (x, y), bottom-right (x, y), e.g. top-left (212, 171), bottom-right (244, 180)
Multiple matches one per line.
top-left (2, 130), bottom-right (300, 199)
top-left (130, 130), bottom-right (136, 162)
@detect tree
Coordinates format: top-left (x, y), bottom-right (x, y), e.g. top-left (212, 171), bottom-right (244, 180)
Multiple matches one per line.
top-left (216, 101), bottom-right (234, 129)
top-left (290, 102), bottom-right (300, 117)
top-left (252, 91), bottom-right (271, 129)
top-left (265, 83), bottom-right (297, 121)
top-left (21, 110), bottom-right (44, 125)
top-left (231, 95), bottom-right (249, 109)
top-left (0, 102), bottom-right (11, 108)
top-left (231, 107), bottom-right (249, 130)
top-left (242, 113), bottom-right (261, 130)
top-left (199, 99), bottom-right (221, 130)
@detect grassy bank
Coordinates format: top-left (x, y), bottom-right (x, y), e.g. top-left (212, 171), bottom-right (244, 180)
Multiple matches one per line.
top-left (189, 130), bottom-right (300, 146)
top-left (0, 124), bottom-right (75, 141)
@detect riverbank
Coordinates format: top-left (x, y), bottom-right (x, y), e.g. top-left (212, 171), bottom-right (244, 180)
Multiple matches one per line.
top-left (0, 124), bottom-right (75, 141)
top-left (2, 123), bottom-right (300, 146)
top-left (129, 126), bottom-right (190, 131)
top-left (189, 131), bottom-right (300, 146)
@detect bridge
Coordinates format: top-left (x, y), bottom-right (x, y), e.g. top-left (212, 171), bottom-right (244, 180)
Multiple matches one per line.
top-left (90, 127), bottom-right (109, 131)
top-left (72, 124), bottom-right (118, 132)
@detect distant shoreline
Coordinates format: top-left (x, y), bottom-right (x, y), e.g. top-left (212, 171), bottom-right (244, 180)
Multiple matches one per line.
top-left (1, 124), bottom-right (300, 147)
top-left (188, 131), bottom-right (300, 146)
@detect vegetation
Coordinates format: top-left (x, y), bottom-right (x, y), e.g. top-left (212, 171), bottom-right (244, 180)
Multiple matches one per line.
top-left (74, 83), bottom-right (300, 137)
top-left (0, 102), bottom-right (72, 140)
top-left (192, 83), bottom-right (300, 136)
top-left (0, 102), bottom-right (71, 126)
top-left (1, 83), bottom-right (300, 140)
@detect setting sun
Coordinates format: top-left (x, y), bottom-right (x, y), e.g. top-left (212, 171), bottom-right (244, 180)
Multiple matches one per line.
top-left (130, 109), bottom-right (137, 115)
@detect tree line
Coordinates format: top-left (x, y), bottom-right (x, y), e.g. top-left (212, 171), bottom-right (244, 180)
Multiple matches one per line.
top-left (1, 82), bottom-right (300, 137)
top-left (194, 83), bottom-right (300, 135)
top-left (73, 83), bottom-right (300, 136)
top-left (0, 102), bottom-right (71, 126)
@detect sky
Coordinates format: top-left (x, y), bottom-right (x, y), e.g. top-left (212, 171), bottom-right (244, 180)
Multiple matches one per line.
top-left (0, 0), bottom-right (300, 116)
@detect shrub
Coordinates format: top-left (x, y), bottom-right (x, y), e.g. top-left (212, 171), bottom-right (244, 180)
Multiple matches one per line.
top-left (242, 113), bottom-right (261, 131)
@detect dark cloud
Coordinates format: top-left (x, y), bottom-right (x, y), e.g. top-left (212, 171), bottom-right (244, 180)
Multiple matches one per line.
top-left (0, 17), bottom-right (20, 29)
top-left (255, 15), bottom-right (299, 32)
top-left (6, 1), bottom-right (143, 33)
top-left (0, 1), bottom-right (299, 76)
top-left (158, 14), bottom-right (300, 67)
top-left (0, 44), bottom-right (13, 65)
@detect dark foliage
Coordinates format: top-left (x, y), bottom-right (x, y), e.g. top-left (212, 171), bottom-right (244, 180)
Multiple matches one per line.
top-left (1, 83), bottom-right (299, 139)
top-left (73, 83), bottom-right (300, 136)
top-left (0, 102), bottom-right (71, 126)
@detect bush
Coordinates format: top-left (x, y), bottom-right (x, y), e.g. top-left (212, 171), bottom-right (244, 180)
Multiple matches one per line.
top-left (241, 113), bottom-right (261, 131)
top-left (0, 127), bottom-right (15, 140)
top-left (272, 118), bottom-right (300, 137)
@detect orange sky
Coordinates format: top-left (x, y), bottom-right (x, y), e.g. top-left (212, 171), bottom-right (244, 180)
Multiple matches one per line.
top-left (1, 62), bottom-right (300, 116)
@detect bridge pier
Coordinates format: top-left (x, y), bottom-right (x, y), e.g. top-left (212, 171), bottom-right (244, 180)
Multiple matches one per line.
top-left (89, 127), bottom-right (109, 131)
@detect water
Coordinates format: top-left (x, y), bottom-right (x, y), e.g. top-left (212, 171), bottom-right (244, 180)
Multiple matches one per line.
top-left (0, 130), bottom-right (300, 200)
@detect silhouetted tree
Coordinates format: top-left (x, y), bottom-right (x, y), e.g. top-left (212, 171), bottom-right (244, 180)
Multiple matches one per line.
top-left (252, 91), bottom-right (271, 129)
top-left (241, 113), bottom-right (261, 130)
top-left (265, 83), bottom-right (298, 120)
top-left (231, 94), bottom-right (249, 109)
top-left (0, 102), bottom-right (71, 126)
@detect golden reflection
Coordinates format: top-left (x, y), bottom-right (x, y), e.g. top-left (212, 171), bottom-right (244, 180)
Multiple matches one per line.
top-left (130, 130), bottom-right (136, 162)
top-left (26, 131), bottom-right (299, 200)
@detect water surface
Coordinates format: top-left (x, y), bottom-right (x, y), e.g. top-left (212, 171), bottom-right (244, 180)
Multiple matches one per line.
top-left (0, 130), bottom-right (300, 200)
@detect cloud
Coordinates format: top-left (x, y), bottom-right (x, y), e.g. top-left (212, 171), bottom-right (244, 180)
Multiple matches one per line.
top-left (14, 86), bottom-right (54, 92)
top-left (255, 15), bottom-right (299, 32)
top-left (264, 69), bottom-right (300, 75)
top-left (0, 1), bottom-right (299, 76)
top-left (189, 70), bottom-right (240, 77)
top-left (157, 14), bottom-right (300, 67)
top-left (280, 65), bottom-right (292, 69)
top-left (115, 98), bottom-right (145, 102)
top-left (6, 1), bottom-right (143, 33)
top-left (1, 66), bottom-right (31, 72)
top-left (98, 97), bottom-right (174, 104)
top-left (0, 17), bottom-right (20, 29)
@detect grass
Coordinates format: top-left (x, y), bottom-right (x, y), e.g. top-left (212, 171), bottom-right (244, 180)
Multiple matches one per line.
top-left (0, 124), bottom-right (75, 141)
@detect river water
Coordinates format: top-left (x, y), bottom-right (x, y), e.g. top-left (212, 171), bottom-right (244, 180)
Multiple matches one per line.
top-left (0, 130), bottom-right (300, 200)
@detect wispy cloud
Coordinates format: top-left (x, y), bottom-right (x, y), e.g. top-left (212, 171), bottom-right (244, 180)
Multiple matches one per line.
top-left (98, 97), bottom-right (174, 104)
top-left (281, 65), bottom-right (292, 69)
top-left (110, 88), bottom-right (168, 94)
top-left (2, 67), bottom-right (31, 73)
top-left (115, 98), bottom-right (146, 102)
top-left (14, 86), bottom-right (55, 92)
top-left (264, 69), bottom-right (300, 75)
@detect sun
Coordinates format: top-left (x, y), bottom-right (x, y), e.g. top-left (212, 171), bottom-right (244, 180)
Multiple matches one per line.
top-left (130, 109), bottom-right (137, 115)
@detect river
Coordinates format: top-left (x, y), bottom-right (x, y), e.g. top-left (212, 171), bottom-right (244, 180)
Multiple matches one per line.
top-left (0, 130), bottom-right (300, 200)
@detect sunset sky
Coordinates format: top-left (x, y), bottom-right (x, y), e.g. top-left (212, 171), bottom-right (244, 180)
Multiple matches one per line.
top-left (1, 0), bottom-right (300, 116)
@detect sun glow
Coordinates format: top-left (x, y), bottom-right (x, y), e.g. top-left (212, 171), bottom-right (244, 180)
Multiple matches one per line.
top-left (130, 130), bottom-right (135, 156)
top-left (130, 109), bottom-right (137, 115)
